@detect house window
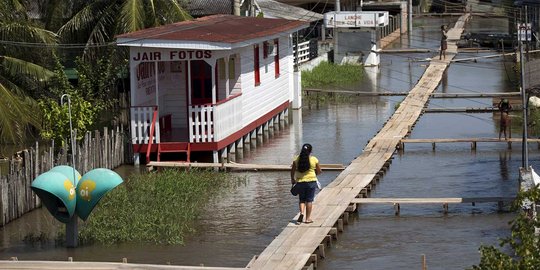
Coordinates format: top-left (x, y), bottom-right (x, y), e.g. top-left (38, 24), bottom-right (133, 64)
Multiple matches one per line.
top-left (274, 39), bottom-right (280, 78)
top-left (254, 45), bottom-right (260, 86)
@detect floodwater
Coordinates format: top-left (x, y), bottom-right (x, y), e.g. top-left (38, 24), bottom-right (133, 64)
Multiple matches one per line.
top-left (0, 16), bottom-right (527, 269)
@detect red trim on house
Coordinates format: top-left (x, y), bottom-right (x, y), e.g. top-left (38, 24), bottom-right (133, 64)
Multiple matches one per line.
top-left (274, 38), bottom-right (280, 78)
top-left (215, 93), bottom-right (242, 105)
top-left (132, 101), bottom-right (290, 153)
top-left (254, 45), bottom-right (260, 86)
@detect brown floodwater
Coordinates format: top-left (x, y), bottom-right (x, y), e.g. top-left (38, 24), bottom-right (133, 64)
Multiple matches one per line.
top-left (0, 16), bottom-right (526, 269)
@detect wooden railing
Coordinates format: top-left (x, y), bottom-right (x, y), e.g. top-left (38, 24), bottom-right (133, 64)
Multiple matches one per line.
top-left (130, 106), bottom-right (160, 144)
top-left (293, 40), bottom-right (311, 66)
top-left (377, 14), bottom-right (400, 39)
top-left (214, 95), bottom-right (243, 141)
top-left (189, 104), bottom-right (214, 143)
top-left (188, 95), bottom-right (243, 143)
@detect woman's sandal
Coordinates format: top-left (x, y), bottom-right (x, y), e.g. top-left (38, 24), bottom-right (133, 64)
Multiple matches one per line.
top-left (297, 214), bottom-right (304, 223)
top-left (304, 220), bottom-right (313, 224)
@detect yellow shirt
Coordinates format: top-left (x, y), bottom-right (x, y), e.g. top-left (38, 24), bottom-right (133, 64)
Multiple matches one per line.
top-left (294, 156), bottom-right (319, 182)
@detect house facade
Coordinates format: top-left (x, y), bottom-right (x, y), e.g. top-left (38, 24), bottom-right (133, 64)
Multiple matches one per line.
top-left (116, 15), bottom-right (307, 164)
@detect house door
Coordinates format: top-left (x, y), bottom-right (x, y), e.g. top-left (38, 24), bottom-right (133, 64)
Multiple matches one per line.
top-left (190, 60), bottom-right (212, 105)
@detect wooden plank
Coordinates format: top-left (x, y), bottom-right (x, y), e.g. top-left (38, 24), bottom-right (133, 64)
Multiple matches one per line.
top-left (0, 261), bottom-right (246, 270)
top-left (146, 162), bottom-right (345, 171)
top-left (402, 138), bottom-right (540, 143)
top-left (352, 197), bottom-right (515, 204)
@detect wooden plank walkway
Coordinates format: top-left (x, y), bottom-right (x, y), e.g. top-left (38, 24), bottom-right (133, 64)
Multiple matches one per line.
top-left (0, 260), bottom-right (246, 270)
top-left (248, 13), bottom-right (471, 270)
top-left (303, 89), bottom-right (519, 98)
top-left (399, 138), bottom-right (540, 151)
top-left (146, 162), bottom-right (345, 171)
top-left (352, 197), bottom-right (515, 204)
top-left (352, 197), bottom-right (515, 215)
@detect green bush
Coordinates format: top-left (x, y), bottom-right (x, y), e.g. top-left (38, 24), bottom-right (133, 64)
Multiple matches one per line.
top-left (471, 186), bottom-right (540, 269)
top-left (78, 169), bottom-right (245, 245)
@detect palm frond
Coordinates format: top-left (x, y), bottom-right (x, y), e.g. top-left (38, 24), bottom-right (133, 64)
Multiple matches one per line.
top-left (1, 56), bottom-right (55, 82)
top-left (0, 22), bottom-right (58, 44)
top-left (57, 1), bottom-right (105, 39)
top-left (0, 80), bottom-right (41, 143)
top-left (120, 0), bottom-right (145, 33)
top-left (147, 0), bottom-right (158, 27)
top-left (158, 0), bottom-right (192, 24)
top-left (0, 0), bottom-right (26, 21)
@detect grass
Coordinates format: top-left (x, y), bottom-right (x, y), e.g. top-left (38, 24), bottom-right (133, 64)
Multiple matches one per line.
top-left (301, 61), bottom-right (363, 89)
top-left (77, 168), bottom-right (245, 245)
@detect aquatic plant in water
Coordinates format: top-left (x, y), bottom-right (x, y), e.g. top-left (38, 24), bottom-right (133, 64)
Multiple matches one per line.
top-left (301, 61), bottom-right (363, 88)
top-left (78, 169), bottom-right (245, 245)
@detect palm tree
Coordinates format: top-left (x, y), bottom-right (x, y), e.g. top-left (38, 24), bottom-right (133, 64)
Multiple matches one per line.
top-left (58, 0), bottom-right (191, 58)
top-left (0, 0), bottom-right (57, 143)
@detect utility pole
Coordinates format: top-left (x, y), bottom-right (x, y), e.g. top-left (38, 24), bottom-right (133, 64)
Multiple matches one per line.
top-left (335, 0), bottom-right (340, 63)
top-left (408, 0), bottom-right (412, 34)
top-left (519, 7), bottom-right (530, 169)
top-left (233, 0), bottom-right (241, 16)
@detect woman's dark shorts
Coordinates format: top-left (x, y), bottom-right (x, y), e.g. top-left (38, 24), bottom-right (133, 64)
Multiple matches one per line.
top-left (297, 181), bottom-right (318, 202)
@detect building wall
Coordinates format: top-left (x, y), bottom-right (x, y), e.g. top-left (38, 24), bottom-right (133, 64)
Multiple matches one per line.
top-left (239, 36), bottom-right (292, 126)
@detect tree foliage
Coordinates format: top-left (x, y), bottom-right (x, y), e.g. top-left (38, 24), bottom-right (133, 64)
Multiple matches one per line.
top-left (57, 0), bottom-right (191, 59)
top-left (471, 186), bottom-right (540, 269)
top-left (0, 0), bottom-right (57, 144)
top-left (38, 58), bottom-right (102, 146)
top-left (38, 51), bottom-right (126, 146)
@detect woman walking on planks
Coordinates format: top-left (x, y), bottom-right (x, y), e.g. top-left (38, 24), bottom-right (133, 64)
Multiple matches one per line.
top-left (498, 98), bottom-right (512, 140)
top-left (440, 25), bottom-right (448, 60)
top-left (291, 144), bottom-right (321, 224)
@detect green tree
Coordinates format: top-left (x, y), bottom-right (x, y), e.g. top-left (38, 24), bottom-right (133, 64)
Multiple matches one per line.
top-left (38, 51), bottom-right (126, 146)
top-left (471, 186), bottom-right (540, 269)
top-left (0, 0), bottom-right (57, 143)
top-left (58, 0), bottom-right (191, 59)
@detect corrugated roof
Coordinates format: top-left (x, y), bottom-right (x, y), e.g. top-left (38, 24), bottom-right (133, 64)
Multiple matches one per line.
top-left (116, 14), bottom-right (308, 45)
top-left (256, 0), bottom-right (323, 22)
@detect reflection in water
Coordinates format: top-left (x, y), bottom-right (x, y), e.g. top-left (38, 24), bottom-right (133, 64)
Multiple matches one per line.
top-left (441, 69), bottom-right (448, 93)
top-left (499, 151), bottom-right (510, 181)
top-left (364, 66), bottom-right (379, 91)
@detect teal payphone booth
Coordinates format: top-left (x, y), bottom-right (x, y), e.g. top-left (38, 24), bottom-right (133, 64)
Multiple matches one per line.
top-left (31, 165), bottom-right (123, 246)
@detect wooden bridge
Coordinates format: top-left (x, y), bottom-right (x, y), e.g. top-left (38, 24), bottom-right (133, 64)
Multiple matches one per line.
top-left (247, 13), bottom-right (472, 270)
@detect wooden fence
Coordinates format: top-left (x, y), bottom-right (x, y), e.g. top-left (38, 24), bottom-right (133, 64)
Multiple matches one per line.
top-left (0, 126), bottom-right (130, 226)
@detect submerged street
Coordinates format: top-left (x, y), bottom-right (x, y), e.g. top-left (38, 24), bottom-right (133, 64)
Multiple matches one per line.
top-left (0, 14), bottom-right (529, 270)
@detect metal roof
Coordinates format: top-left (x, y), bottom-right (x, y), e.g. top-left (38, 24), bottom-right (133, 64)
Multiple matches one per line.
top-left (116, 15), bottom-right (308, 49)
top-left (256, 0), bottom-right (323, 22)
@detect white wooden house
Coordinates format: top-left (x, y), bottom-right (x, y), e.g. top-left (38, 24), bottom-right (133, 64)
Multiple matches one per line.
top-left (116, 15), bottom-right (307, 164)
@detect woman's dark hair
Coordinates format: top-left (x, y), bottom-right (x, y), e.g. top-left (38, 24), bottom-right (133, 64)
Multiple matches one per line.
top-left (297, 144), bottom-right (312, 173)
